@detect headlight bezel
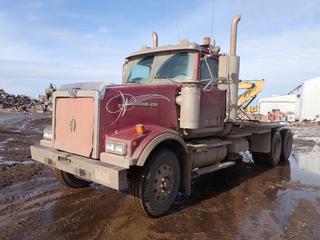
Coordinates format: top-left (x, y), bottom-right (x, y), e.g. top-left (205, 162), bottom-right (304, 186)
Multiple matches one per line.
top-left (105, 141), bottom-right (127, 156)
top-left (43, 126), bottom-right (53, 140)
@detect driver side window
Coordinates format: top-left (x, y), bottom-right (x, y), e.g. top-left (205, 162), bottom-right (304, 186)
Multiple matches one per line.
top-left (200, 58), bottom-right (218, 85)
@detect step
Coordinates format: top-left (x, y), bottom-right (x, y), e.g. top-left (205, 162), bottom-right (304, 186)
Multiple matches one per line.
top-left (193, 161), bottom-right (235, 176)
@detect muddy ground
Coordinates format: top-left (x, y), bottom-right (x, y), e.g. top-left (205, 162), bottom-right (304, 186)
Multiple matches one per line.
top-left (0, 112), bottom-right (319, 240)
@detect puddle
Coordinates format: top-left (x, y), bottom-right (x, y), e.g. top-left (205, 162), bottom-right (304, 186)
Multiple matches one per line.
top-left (289, 145), bottom-right (320, 186)
top-left (240, 146), bottom-right (320, 188)
top-left (293, 127), bottom-right (320, 144)
top-left (0, 112), bottom-right (50, 134)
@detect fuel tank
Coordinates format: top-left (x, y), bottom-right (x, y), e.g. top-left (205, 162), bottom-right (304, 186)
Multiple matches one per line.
top-left (190, 139), bottom-right (228, 168)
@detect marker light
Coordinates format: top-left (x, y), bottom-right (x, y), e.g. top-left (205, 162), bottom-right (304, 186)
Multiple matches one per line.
top-left (135, 124), bottom-right (145, 135)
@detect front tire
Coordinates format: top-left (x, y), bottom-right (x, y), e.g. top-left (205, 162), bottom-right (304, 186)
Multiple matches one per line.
top-left (53, 169), bottom-right (91, 188)
top-left (128, 149), bottom-right (181, 217)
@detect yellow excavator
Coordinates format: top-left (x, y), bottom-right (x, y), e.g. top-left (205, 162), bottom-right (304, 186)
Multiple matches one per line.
top-left (237, 79), bottom-right (265, 112)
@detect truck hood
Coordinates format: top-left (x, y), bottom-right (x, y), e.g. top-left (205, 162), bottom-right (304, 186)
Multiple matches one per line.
top-left (98, 83), bottom-right (180, 153)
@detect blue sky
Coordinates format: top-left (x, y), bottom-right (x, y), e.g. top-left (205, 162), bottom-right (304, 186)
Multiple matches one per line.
top-left (0, 0), bottom-right (319, 97)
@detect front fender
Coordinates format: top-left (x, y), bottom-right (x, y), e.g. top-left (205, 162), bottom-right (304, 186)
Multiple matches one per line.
top-left (104, 124), bottom-right (186, 167)
top-left (135, 131), bottom-right (187, 166)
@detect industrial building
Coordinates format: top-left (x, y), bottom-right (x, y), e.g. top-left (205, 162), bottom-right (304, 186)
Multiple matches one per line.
top-left (259, 77), bottom-right (320, 121)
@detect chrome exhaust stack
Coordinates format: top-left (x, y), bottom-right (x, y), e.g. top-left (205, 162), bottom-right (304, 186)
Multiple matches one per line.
top-left (218, 15), bottom-right (241, 122)
top-left (228, 15), bottom-right (241, 121)
top-left (230, 15), bottom-right (241, 57)
top-left (152, 32), bottom-right (158, 48)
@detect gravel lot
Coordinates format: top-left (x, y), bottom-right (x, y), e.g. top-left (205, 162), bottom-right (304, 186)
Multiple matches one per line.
top-left (0, 112), bottom-right (319, 240)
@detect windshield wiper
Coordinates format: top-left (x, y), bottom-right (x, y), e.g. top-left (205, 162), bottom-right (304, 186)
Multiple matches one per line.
top-left (127, 78), bottom-right (143, 84)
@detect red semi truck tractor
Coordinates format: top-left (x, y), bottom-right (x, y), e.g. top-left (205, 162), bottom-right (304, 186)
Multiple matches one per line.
top-left (31, 15), bottom-right (293, 217)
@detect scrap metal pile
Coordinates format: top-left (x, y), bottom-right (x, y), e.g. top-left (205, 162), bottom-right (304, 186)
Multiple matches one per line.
top-left (0, 89), bottom-right (52, 113)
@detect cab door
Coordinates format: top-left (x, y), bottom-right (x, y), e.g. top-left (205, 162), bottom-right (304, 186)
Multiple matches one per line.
top-left (198, 56), bottom-right (226, 129)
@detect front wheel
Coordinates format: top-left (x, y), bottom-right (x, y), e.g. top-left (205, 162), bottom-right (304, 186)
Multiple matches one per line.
top-left (53, 169), bottom-right (91, 188)
top-left (128, 149), bottom-right (181, 217)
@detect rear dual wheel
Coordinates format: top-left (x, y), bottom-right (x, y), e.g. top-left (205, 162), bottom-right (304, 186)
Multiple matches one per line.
top-left (280, 128), bottom-right (293, 161)
top-left (252, 131), bottom-right (283, 166)
top-left (128, 149), bottom-right (181, 217)
top-left (252, 129), bottom-right (293, 167)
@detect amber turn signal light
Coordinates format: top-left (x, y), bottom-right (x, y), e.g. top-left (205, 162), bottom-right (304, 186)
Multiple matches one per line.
top-left (135, 124), bottom-right (145, 135)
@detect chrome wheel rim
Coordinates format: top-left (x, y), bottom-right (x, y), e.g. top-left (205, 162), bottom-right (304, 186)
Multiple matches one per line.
top-left (152, 164), bottom-right (174, 202)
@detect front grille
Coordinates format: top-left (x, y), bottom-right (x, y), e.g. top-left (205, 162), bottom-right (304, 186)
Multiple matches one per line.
top-left (53, 97), bottom-right (95, 157)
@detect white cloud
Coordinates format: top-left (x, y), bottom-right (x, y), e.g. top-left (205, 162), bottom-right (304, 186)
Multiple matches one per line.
top-left (0, 14), bottom-right (45, 61)
top-left (154, 0), bottom-right (320, 97)
top-left (0, 11), bottom-right (125, 95)
top-left (0, 0), bottom-right (319, 99)
top-left (239, 27), bottom-right (320, 96)
top-left (0, 60), bottom-right (121, 96)
top-left (34, 1), bottom-right (44, 9)
top-left (0, 60), bottom-right (119, 80)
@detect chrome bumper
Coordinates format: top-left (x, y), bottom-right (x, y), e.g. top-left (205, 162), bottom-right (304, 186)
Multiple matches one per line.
top-left (30, 144), bottom-right (127, 191)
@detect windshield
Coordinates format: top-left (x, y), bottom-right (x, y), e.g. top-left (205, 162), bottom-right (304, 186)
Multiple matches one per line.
top-left (155, 52), bottom-right (194, 82)
top-left (124, 51), bottom-right (196, 84)
top-left (127, 56), bottom-right (154, 83)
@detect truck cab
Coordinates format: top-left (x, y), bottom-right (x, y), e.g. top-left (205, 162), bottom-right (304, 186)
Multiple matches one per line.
top-left (31, 15), bottom-right (293, 217)
top-left (123, 40), bottom-right (218, 85)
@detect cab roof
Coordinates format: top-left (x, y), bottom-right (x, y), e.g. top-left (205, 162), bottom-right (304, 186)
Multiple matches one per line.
top-left (126, 42), bottom-right (202, 59)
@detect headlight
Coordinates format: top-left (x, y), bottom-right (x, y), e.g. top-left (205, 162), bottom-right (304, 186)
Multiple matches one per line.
top-left (43, 126), bottom-right (52, 140)
top-left (105, 141), bottom-right (127, 156)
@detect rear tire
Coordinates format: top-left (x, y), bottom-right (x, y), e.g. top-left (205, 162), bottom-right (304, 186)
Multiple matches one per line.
top-left (53, 169), bottom-right (91, 188)
top-left (128, 149), bottom-right (181, 217)
top-left (280, 128), bottom-right (293, 161)
top-left (252, 131), bottom-right (282, 167)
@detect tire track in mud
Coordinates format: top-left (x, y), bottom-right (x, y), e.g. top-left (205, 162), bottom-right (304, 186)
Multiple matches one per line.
top-left (0, 113), bottom-right (128, 240)
top-left (23, 188), bottom-right (127, 240)
top-left (0, 172), bottom-right (127, 240)
top-left (0, 113), bottom-right (54, 240)
top-left (0, 173), bottom-right (60, 239)
top-left (0, 113), bottom-right (49, 188)
top-left (0, 176), bottom-right (59, 215)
